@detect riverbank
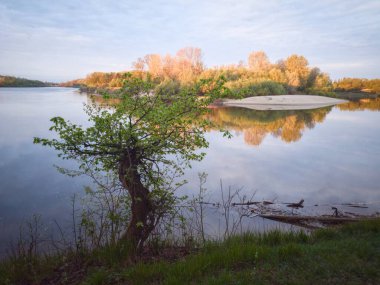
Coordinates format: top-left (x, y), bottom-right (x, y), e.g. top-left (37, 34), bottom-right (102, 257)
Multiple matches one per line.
top-left (1, 219), bottom-right (379, 284)
top-left (116, 219), bottom-right (380, 285)
top-left (222, 95), bottom-right (348, 110)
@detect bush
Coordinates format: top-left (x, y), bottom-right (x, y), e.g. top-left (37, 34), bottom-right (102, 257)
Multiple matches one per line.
top-left (154, 79), bottom-right (181, 97)
top-left (305, 88), bottom-right (336, 97)
top-left (228, 80), bottom-right (287, 98)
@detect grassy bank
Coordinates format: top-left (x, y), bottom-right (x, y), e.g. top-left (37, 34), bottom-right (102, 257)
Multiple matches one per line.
top-left (1, 219), bottom-right (379, 285)
top-left (85, 219), bottom-right (380, 285)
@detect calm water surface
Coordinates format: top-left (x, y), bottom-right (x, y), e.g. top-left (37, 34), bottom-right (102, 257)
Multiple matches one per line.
top-left (1, 88), bottom-right (380, 253)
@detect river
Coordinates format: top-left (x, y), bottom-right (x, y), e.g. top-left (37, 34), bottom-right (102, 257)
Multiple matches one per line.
top-left (1, 87), bottom-right (379, 254)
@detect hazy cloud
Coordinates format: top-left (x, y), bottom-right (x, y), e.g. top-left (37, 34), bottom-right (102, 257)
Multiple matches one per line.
top-left (0, 0), bottom-right (379, 81)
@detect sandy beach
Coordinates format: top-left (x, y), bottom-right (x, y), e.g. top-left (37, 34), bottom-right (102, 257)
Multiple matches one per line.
top-left (222, 95), bottom-right (348, 110)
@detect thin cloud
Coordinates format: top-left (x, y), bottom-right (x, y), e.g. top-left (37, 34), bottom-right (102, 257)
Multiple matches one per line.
top-left (0, 0), bottom-right (379, 81)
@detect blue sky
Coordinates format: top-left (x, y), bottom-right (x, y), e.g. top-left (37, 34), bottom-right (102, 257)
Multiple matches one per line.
top-left (0, 0), bottom-right (379, 82)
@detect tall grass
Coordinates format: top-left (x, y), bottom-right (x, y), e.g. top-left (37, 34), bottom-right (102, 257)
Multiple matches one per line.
top-left (81, 219), bottom-right (380, 285)
top-left (1, 219), bottom-right (379, 284)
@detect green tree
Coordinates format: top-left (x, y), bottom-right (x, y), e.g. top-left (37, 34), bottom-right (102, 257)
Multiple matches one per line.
top-left (34, 74), bottom-right (227, 254)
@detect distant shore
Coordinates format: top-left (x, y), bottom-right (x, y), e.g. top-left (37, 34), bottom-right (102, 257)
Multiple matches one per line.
top-left (222, 95), bottom-right (348, 110)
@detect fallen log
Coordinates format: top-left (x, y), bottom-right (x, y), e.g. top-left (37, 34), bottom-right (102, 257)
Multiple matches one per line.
top-left (342, 203), bottom-right (369, 208)
top-left (232, 201), bottom-right (260, 206)
top-left (285, 199), bottom-right (304, 209)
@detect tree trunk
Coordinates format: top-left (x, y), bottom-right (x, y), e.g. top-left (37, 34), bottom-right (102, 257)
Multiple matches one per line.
top-left (118, 154), bottom-right (155, 255)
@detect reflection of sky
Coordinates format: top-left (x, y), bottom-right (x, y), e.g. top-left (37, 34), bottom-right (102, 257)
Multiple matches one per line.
top-left (180, 106), bottom-right (380, 208)
top-left (0, 88), bottom-right (94, 254)
top-left (1, 88), bottom-right (380, 254)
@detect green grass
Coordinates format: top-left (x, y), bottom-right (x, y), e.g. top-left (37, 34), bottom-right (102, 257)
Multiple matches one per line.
top-left (1, 219), bottom-right (379, 285)
top-left (81, 219), bottom-right (380, 285)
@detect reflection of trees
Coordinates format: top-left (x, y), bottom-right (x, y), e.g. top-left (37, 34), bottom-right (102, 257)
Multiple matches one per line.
top-left (87, 95), bottom-right (120, 106)
top-left (207, 107), bottom-right (332, 146)
top-left (90, 94), bottom-right (379, 147)
top-left (337, 98), bottom-right (380, 112)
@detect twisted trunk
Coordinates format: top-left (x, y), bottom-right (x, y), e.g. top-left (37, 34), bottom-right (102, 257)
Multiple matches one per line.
top-left (118, 152), bottom-right (155, 254)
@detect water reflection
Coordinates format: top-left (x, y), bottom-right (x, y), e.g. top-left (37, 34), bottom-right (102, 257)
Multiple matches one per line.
top-left (90, 95), bottom-right (380, 148)
top-left (1, 88), bottom-right (379, 255)
top-left (207, 107), bottom-right (332, 146)
top-left (0, 88), bottom-right (93, 255)
top-left (86, 94), bottom-right (120, 106)
top-left (337, 98), bottom-right (380, 111)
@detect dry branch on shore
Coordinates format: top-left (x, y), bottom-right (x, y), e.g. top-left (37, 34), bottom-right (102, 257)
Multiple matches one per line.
top-left (258, 214), bottom-right (379, 229)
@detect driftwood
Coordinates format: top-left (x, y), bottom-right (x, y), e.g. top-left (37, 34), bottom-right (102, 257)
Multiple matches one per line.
top-left (285, 199), bottom-right (304, 209)
top-left (232, 201), bottom-right (260, 206)
top-left (258, 214), bottom-right (375, 229)
top-left (232, 201), bottom-right (274, 206)
top-left (342, 203), bottom-right (369, 209)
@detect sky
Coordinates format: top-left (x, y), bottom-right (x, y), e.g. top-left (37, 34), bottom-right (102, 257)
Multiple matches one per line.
top-left (0, 0), bottom-right (379, 82)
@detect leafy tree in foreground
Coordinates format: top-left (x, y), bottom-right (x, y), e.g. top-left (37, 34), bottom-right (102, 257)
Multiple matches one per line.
top-left (34, 74), bottom-right (227, 254)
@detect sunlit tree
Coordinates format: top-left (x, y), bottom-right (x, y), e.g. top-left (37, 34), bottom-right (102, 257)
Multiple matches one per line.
top-left (284, 55), bottom-right (310, 89)
top-left (248, 51), bottom-right (271, 73)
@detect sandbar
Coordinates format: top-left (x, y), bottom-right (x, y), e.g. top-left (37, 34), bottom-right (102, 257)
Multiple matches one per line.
top-left (222, 95), bottom-right (348, 110)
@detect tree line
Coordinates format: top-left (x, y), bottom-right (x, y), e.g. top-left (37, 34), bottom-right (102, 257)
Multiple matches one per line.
top-left (0, 75), bottom-right (51, 87)
top-left (334, 78), bottom-right (380, 93)
top-left (74, 47), bottom-right (338, 97)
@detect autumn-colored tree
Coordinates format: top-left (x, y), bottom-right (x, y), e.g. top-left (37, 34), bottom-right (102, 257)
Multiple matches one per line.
top-left (78, 48), bottom-right (336, 96)
top-left (176, 47), bottom-right (204, 74)
top-left (334, 78), bottom-right (380, 93)
top-left (132, 57), bottom-right (146, 72)
top-left (248, 51), bottom-right (271, 73)
top-left (130, 47), bottom-right (204, 84)
top-left (284, 55), bottom-right (310, 89)
top-left (162, 54), bottom-right (176, 79)
top-left (314, 73), bottom-right (332, 90)
top-left (144, 54), bottom-right (163, 78)
top-left (268, 68), bottom-right (287, 83)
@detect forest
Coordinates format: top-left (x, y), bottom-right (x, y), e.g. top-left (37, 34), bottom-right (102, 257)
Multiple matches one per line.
top-left (71, 47), bottom-right (379, 98)
top-left (3, 49), bottom-right (379, 96)
top-left (76, 48), bottom-right (331, 97)
top-left (0, 75), bottom-right (50, 87)
top-left (334, 77), bottom-right (380, 93)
